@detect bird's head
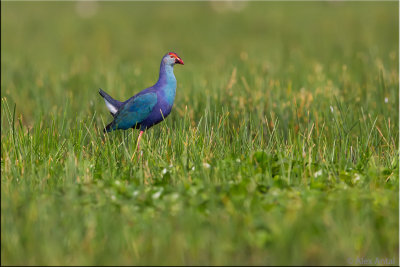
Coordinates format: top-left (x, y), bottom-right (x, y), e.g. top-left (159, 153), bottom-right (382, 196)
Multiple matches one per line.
top-left (163, 52), bottom-right (184, 66)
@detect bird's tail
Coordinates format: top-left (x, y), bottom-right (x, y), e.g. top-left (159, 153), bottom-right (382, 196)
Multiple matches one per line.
top-left (99, 88), bottom-right (122, 116)
top-left (99, 88), bottom-right (113, 100)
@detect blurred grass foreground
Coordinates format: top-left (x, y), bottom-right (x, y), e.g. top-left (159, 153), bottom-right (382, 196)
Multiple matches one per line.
top-left (1, 1), bottom-right (399, 265)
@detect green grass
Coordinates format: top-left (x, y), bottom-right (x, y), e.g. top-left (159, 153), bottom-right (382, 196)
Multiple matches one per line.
top-left (1, 1), bottom-right (399, 265)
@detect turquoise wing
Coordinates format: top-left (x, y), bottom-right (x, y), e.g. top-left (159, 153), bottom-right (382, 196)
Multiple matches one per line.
top-left (111, 92), bottom-right (157, 130)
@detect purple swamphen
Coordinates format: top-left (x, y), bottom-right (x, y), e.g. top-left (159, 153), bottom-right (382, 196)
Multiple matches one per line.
top-left (99, 52), bottom-right (184, 152)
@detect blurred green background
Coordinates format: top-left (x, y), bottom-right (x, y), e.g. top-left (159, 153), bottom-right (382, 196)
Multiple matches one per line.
top-left (1, 1), bottom-right (399, 265)
top-left (2, 1), bottom-right (398, 124)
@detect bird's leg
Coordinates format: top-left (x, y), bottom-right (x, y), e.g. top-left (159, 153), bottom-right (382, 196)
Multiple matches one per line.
top-left (137, 130), bottom-right (144, 152)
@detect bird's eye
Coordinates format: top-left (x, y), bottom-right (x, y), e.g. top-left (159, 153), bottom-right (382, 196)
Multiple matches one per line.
top-left (170, 56), bottom-right (174, 58)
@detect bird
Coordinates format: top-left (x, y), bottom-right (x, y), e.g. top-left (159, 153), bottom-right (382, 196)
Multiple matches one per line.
top-left (99, 52), bottom-right (184, 153)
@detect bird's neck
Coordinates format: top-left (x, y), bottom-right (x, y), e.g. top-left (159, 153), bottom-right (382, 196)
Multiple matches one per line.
top-left (157, 61), bottom-right (176, 86)
top-left (156, 61), bottom-right (176, 104)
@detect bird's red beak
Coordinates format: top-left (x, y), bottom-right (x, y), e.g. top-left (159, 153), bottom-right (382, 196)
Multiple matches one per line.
top-left (175, 57), bottom-right (184, 65)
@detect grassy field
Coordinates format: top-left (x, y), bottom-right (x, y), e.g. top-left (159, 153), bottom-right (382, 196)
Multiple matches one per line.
top-left (1, 1), bottom-right (399, 265)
